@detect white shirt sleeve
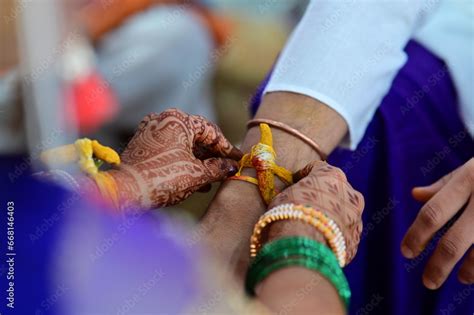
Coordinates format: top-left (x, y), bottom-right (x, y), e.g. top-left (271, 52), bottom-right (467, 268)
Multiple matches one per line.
top-left (264, 0), bottom-right (439, 149)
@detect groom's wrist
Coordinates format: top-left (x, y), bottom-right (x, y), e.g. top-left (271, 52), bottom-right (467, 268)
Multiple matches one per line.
top-left (245, 126), bottom-right (322, 173)
top-left (255, 92), bottom-right (349, 167)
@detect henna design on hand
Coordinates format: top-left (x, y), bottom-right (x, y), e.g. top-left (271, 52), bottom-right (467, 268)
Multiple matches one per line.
top-left (110, 109), bottom-right (242, 210)
top-left (269, 161), bottom-right (364, 264)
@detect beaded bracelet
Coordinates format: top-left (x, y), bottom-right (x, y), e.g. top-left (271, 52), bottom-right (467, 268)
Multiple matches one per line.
top-left (251, 203), bottom-right (346, 266)
top-left (281, 204), bottom-right (346, 266)
top-left (250, 203), bottom-right (347, 267)
top-left (245, 236), bottom-right (351, 308)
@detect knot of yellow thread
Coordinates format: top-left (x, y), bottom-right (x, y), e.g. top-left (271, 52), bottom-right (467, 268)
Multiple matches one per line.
top-left (251, 143), bottom-right (276, 171)
top-left (229, 123), bottom-right (293, 205)
top-left (40, 138), bottom-right (121, 209)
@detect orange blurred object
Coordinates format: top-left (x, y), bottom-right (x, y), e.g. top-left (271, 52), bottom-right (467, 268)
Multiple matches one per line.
top-left (79, 0), bottom-right (233, 48)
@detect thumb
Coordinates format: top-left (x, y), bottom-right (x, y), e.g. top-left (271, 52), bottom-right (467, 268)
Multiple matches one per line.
top-left (412, 168), bottom-right (458, 202)
top-left (202, 158), bottom-right (239, 182)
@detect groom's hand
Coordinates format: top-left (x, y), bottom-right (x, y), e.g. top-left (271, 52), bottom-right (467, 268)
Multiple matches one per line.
top-left (401, 158), bottom-right (474, 289)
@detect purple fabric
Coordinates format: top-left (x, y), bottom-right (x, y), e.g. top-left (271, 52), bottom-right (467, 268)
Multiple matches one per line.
top-left (251, 41), bottom-right (474, 315)
top-left (0, 166), bottom-right (200, 315)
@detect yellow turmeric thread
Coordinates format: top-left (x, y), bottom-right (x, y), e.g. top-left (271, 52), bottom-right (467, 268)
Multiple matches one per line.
top-left (41, 138), bottom-right (121, 209)
top-left (229, 123), bottom-right (293, 204)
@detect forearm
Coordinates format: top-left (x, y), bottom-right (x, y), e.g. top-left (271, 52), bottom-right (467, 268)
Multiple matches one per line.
top-left (60, 168), bottom-right (142, 212)
top-left (200, 92), bottom-right (348, 277)
top-left (254, 221), bottom-right (345, 315)
top-left (256, 268), bottom-right (345, 315)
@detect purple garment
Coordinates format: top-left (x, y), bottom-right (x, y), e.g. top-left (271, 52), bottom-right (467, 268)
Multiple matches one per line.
top-left (0, 165), bottom-right (200, 315)
top-left (251, 41), bottom-right (474, 315)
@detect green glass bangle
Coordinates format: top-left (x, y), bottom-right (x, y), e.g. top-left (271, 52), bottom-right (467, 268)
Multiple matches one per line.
top-left (252, 241), bottom-right (340, 270)
top-left (248, 247), bottom-right (342, 283)
top-left (245, 236), bottom-right (351, 308)
top-left (251, 237), bottom-right (341, 276)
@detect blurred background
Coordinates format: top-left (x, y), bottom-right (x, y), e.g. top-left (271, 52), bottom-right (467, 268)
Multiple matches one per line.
top-left (0, 0), bottom-right (308, 216)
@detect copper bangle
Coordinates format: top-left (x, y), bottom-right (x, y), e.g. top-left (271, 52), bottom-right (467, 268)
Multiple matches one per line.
top-left (247, 118), bottom-right (327, 160)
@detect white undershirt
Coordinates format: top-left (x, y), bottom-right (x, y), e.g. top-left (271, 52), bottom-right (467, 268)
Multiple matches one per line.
top-left (264, 0), bottom-right (474, 149)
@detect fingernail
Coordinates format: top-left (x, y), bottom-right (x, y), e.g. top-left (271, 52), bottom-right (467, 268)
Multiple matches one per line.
top-left (401, 245), bottom-right (414, 259)
top-left (458, 271), bottom-right (473, 284)
top-left (459, 277), bottom-right (470, 285)
top-left (228, 163), bottom-right (238, 174)
top-left (423, 277), bottom-right (438, 290)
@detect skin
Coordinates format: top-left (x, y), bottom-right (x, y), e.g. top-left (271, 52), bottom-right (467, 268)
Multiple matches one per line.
top-left (199, 92), bottom-right (349, 280)
top-left (106, 109), bottom-right (243, 210)
top-left (40, 104), bottom-right (359, 314)
top-left (269, 160), bottom-right (365, 263)
top-left (401, 158), bottom-right (474, 289)
top-left (69, 105), bottom-right (359, 314)
top-left (200, 91), bottom-right (471, 291)
top-left (255, 161), bottom-right (364, 315)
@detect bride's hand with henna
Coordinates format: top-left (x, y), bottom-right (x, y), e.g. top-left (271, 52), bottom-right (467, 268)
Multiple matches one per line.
top-left (267, 160), bottom-right (365, 264)
top-left (108, 109), bottom-right (242, 210)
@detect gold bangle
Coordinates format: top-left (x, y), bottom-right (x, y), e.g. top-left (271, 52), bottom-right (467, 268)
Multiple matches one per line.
top-left (250, 204), bottom-right (347, 267)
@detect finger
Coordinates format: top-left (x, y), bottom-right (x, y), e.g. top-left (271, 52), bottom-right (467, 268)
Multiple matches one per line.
top-left (346, 185), bottom-right (365, 215)
top-left (189, 115), bottom-right (243, 160)
top-left (193, 143), bottom-right (213, 160)
top-left (137, 112), bottom-right (161, 131)
top-left (458, 248), bottom-right (474, 284)
top-left (201, 158), bottom-right (239, 182)
top-left (292, 160), bottom-right (327, 182)
top-left (197, 184), bottom-right (212, 193)
top-left (401, 168), bottom-right (471, 259)
top-left (422, 203), bottom-right (474, 289)
top-left (412, 168), bottom-right (459, 202)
